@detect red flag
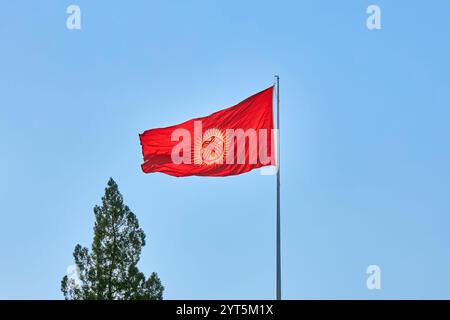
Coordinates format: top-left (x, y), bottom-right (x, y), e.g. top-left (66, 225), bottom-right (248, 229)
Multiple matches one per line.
top-left (139, 87), bottom-right (275, 177)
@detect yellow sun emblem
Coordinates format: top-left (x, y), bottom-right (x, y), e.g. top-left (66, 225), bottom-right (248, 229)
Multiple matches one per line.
top-left (193, 128), bottom-right (228, 165)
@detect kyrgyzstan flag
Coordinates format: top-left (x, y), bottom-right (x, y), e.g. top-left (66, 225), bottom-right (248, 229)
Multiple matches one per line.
top-left (139, 87), bottom-right (275, 177)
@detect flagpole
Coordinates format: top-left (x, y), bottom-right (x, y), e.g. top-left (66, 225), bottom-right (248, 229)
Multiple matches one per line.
top-left (275, 75), bottom-right (281, 300)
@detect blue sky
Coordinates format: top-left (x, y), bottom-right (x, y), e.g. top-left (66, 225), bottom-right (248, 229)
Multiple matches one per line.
top-left (1, 0), bottom-right (450, 299)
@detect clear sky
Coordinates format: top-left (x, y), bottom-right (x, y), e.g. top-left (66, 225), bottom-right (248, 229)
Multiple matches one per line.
top-left (1, 0), bottom-right (450, 299)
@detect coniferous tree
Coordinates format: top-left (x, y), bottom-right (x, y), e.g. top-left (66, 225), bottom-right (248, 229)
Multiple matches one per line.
top-left (61, 178), bottom-right (164, 300)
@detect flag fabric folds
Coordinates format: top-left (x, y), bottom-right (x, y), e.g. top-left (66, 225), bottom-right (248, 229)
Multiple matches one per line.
top-left (139, 87), bottom-right (275, 177)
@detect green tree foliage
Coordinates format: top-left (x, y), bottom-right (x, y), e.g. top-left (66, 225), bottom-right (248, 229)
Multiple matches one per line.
top-left (61, 178), bottom-right (164, 300)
